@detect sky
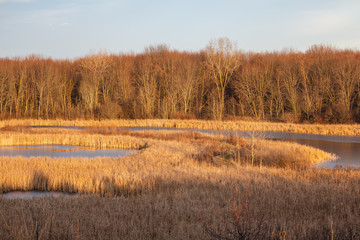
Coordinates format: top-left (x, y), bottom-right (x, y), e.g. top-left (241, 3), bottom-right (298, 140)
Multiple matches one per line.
top-left (1, 0), bottom-right (360, 59)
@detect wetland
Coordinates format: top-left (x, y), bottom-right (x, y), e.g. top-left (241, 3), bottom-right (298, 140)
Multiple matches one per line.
top-left (0, 120), bottom-right (359, 239)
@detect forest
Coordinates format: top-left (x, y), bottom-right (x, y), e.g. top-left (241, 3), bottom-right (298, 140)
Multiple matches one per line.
top-left (0, 39), bottom-right (360, 123)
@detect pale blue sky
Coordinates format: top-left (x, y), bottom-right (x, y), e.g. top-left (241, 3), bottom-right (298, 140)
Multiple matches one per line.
top-left (1, 0), bottom-right (360, 59)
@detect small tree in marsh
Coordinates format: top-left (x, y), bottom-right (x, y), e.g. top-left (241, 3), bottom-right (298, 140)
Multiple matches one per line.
top-left (205, 38), bottom-right (243, 120)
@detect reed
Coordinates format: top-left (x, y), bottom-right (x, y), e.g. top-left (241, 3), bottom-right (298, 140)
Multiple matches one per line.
top-left (242, 138), bottom-right (336, 168)
top-left (0, 130), bottom-right (334, 195)
top-left (2, 118), bottom-right (360, 136)
top-left (0, 166), bottom-right (359, 239)
top-left (0, 132), bottom-right (144, 149)
top-left (0, 124), bottom-right (357, 239)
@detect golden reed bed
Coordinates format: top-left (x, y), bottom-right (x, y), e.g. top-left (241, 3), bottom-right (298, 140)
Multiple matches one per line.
top-left (1, 118), bottom-right (360, 136)
top-left (0, 124), bottom-right (358, 239)
top-left (0, 129), bottom-right (334, 196)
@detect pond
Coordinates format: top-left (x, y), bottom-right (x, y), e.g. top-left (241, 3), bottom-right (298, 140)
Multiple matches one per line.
top-left (0, 144), bottom-right (137, 158)
top-left (29, 125), bottom-right (85, 130)
top-left (2, 191), bottom-right (76, 199)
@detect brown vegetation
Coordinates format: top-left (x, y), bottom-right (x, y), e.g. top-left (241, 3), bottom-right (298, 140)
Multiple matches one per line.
top-left (1, 42), bottom-right (360, 123)
top-left (2, 119), bottom-right (360, 136)
top-left (0, 126), bottom-right (355, 239)
top-left (0, 130), bottom-right (143, 149)
top-left (1, 167), bottom-right (360, 240)
top-left (1, 39), bottom-right (359, 239)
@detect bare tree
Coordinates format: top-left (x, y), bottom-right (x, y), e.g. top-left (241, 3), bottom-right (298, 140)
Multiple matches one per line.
top-left (0, 60), bottom-right (11, 118)
top-left (79, 51), bottom-right (112, 117)
top-left (28, 57), bottom-right (58, 118)
top-left (58, 60), bottom-right (76, 118)
top-left (278, 54), bottom-right (301, 121)
top-left (194, 54), bottom-right (210, 118)
top-left (302, 45), bottom-right (334, 122)
top-left (11, 58), bottom-right (30, 118)
top-left (177, 55), bottom-right (197, 114)
top-left (110, 55), bottom-right (135, 118)
top-left (334, 52), bottom-right (360, 121)
top-left (135, 49), bottom-right (159, 118)
top-left (159, 48), bottom-right (177, 118)
top-left (205, 38), bottom-right (242, 120)
top-left (271, 71), bottom-right (284, 120)
top-left (235, 55), bottom-right (273, 120)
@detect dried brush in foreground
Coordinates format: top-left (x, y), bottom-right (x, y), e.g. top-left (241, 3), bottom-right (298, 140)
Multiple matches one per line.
top-left (205, 191), bottom-right (276, 240)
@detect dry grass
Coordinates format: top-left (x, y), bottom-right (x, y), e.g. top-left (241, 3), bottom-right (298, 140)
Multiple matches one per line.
top-left (0, 166), bottom-right (359, 239)
top-left (244, 138), bottom-right (336, 168)
top-left (0, 132), bottom-right (332, 196)
top-left (2, 118), bottom-right (360, 136)
top-left (0, 131), bottom-right (144, 149)
top-left (0, 125), bottom-right (358, 239)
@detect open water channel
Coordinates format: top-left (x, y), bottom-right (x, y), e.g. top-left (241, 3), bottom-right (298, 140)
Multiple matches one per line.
top-left (0, 144), bottom-right (137, 158)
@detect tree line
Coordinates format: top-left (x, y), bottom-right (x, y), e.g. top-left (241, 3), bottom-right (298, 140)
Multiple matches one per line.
top-left (0, 38), bottom-right (360, 123)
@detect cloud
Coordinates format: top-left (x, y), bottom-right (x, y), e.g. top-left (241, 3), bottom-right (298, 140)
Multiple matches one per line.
top-left (60, 22), bottom-right (69, 26)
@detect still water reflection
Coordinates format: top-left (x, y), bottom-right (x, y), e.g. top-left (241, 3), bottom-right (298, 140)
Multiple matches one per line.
top-left (2, 191), bottom-right (75, 199)
top-left (0, 144), bottom-right (137, 158)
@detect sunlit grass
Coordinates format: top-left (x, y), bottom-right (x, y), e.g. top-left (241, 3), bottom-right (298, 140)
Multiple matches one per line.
top-left (0, 123), bottom-right (358, 239)
top-left (2, 118), bottom-right (360, 136)
top-left (0, 128), bottom-right (334, 196)
top-left (0, 131), bottom-right (144, 149)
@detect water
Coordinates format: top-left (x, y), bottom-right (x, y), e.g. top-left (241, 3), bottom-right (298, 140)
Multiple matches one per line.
top-left (2, 191), bottom-right (75, 199)
top-left (284, 139), bottom-right (360, 168)
top-left (125, 126), bottom-right (360, 144)
top-left (0, 144), bottom-right (137, 158)
top-left (28, 125), bottom-right (85, 130)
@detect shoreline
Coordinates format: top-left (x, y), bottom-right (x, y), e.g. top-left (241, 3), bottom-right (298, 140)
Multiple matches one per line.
top-left (1, 119), bottom-right (360, 136)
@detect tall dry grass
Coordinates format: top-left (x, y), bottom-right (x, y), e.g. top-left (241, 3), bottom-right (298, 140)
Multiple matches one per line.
top-left (0, 126), bottom-right (357, 239)
top-left (0, 131), bottom-right (144, 149)
top-left (0, 166), bottom-right (359, 239)
top-left (1, 118), bottom-right (360, 136)
top-left (0, 129), bottom-right (334, 196)
top-left (243, 138), bottom-right (336, 168)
